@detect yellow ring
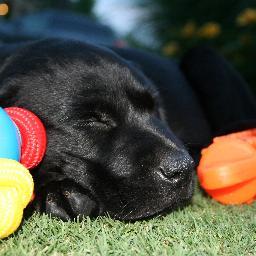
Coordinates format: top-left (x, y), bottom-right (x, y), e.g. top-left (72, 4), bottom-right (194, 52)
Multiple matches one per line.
top-left (0, 187), bottom-right (23, 238)
top-left (0, 158), bottom-right (34, 207)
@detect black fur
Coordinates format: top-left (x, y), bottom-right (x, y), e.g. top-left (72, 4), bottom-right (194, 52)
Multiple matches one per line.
top-left (0, 39), bottom-right (255, 221)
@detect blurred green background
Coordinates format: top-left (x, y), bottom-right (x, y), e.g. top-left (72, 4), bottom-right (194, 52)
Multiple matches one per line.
top-left (2, 0), bottom-right (256, 92)
top-left (132, 0), bottom-right (256, 94)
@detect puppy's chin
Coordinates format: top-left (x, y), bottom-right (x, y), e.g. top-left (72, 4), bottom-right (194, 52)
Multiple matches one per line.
top-left (104, 176), bottom-right (194, 221)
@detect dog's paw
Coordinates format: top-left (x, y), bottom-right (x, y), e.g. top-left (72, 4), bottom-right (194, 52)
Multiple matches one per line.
top-left (33, 180), bottom-right (99, 221)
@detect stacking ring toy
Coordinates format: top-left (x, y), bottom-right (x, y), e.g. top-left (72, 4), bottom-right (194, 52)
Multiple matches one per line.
top-left (198, 128), bottom-right (256, 204)
top-left (5, 107), bottom-right (47, 169)
top-left (0, 107), bottom-right (21, 161)
top-left (0, 107), bottom-right (47, 239)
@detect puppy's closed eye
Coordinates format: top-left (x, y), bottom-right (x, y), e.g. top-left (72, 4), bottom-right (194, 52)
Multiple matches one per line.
top-left (75, 112), bottom-right (117, 130)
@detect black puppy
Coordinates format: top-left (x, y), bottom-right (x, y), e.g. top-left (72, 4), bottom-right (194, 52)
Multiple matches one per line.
top-left (0, 39), bottom-right (255, 221)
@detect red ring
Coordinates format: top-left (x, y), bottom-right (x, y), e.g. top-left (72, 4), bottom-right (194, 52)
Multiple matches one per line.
top-left (5, 107), bottom-right (47, 170)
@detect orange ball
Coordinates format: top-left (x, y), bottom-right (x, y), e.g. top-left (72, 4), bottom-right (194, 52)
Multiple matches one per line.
top-left (197, 129), bottom-right (256, 204)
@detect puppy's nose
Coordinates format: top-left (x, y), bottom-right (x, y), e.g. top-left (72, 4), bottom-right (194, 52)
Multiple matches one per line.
top-left (158, 151), bottom-right (194, 180)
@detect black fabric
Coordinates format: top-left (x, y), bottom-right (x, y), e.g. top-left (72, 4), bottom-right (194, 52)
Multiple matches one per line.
top-left (180, 46), bottom-right (256, 135)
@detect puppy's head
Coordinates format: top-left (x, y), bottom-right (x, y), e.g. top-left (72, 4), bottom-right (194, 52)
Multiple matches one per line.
top-left (0, 39), bottom-right (194, 220)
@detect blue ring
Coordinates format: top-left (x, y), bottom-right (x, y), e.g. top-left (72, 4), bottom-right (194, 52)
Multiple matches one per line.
top-left (0, 107), bottom-right (21, 160)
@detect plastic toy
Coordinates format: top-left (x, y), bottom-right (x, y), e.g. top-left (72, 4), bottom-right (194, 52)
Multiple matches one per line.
top-left (0, 107), bottom-right (46, 239)
top-left (197, 128), bottom-right (256, 204)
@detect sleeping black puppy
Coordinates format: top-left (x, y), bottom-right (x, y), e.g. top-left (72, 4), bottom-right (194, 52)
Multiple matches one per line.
top-left (0, 39), bottom-right (255, 221)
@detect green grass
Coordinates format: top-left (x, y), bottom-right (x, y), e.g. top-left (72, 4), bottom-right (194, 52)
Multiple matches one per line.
top-left (1, 185), bottom-right (256, 256)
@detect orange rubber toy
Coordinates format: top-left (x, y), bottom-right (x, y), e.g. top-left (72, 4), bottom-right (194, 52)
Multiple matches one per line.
top-left (197, 128), bottom-right (256, 205)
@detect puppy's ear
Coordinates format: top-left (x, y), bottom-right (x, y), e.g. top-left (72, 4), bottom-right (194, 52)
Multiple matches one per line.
top-left (180, 46), bottom-right (256, 135)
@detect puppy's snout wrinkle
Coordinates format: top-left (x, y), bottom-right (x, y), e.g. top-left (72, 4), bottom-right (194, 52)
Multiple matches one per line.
top-left (158, 151), bottom-right (194, 180)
